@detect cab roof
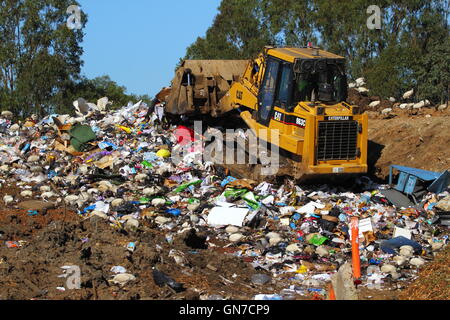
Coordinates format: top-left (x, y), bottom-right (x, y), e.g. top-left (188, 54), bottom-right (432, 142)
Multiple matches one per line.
top-left (267, 47), bottom-right (344, 63)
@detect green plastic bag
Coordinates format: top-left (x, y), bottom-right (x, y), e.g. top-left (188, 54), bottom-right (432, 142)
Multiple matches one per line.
top-left (142, 161), bottom-right (153, 168)
top-left (308, 234), bottom-right (328, 246)
top-left (242, 192), bottom-right (261, 210)
top-left (69, 124), bottom-right (97, 152)
top-left (223, 188), bottom-right (248, 200)
top-left (174, 180), bottom-right (202, 193)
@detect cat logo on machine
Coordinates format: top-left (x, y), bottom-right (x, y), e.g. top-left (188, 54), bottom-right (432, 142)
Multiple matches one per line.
top-left (272, 112), bottom-right (306, 129)
top-left (274, 111), bottom-right (283, 121)
top-left (326, 116), bottom-right (353, 121)
top-left (296, 117), bottom-right (306, 128)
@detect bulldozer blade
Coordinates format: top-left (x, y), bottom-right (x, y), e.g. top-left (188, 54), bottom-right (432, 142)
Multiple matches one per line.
top-left (161, 60), bottom-right (249, 117)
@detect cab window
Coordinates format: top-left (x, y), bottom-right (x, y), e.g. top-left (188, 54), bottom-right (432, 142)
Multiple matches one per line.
top-left (275, 63), bottom-right (294, 110)
top-left (258, 58), bottom-right (280, 124)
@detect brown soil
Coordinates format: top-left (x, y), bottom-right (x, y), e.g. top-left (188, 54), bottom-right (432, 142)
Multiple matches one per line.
top-left (0, 200), bottom-right (294, 300)
top-left (368, 109), bottom-right (450, 180)
top-left (1, 193), bottom-right (447, 300)
top-left (398, 245), bottom-right (450, 300)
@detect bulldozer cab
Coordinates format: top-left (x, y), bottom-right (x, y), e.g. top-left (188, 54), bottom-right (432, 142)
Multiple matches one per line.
top-left (257, 47), bottom-right (348, 127)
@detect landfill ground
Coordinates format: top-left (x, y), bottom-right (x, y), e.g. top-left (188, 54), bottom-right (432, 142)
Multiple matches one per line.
top-left (367, 108), bottom-right (450, 179)
top-left (0, 184), bottom-right (414, 300)
top-left (0, 99), bottom-right (449, 301)
top-left (0, 179), bottom-right (447, 301)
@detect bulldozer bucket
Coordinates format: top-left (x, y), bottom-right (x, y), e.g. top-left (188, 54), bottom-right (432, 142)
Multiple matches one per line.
top-left (162, 60), bottom-right (249, 117)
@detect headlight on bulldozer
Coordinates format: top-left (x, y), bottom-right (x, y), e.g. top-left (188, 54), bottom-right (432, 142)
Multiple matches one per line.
top-left (317, 107), bottom-right (325, 115)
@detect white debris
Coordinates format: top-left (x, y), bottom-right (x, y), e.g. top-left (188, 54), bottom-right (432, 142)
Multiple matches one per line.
top-left (400, 245), bottom-right (414, 257)
top-left (403, 89), bottom-right (414, 100)
top-left (437, 103), bottom-right (448, 111)
top-left (381, 264), bottom-right (397, 274)
top-left (286, 243), bottom-right (302, 253)
top-left (92, 211), bottom-right (108, 219)
top-left (315, 246), bottom-right (329, 257)
top-left (41, 192), bottom-right (55, 199)
top-left (355, 77), bottom-right (366, 87)
top-left (135, 174), bottom-right (147, 182)
top-left (155, 216), bottom-right (171, 225)
top-left (151, 198), bottom-right (166, 207)
top-left (65, 195), bottom-right (79, 205)
top-left (3, 195), bottom-right (14, 205)
top-left (125, 218), bottom-right (139, 230)
top-left (225, 226), bottom-right (240, 234)
top-left (10, 123), bottom-right (20, 132)
top-left (9, 123), bottom-right (20, 132)
top-left (357, 87), bottom-right (369, 94)
top-left (381, 108), bottom-right (392, 115)
top-left (1, 111), bottom-right (13, 119)
top-left (413, 101), bottom-right (425, 109)
top-left (27, 155), bottom-right (40, 163)
top-left (111, 199), bottom-right (124, 207)
top-left (207, 207), bottom-right (249, 227)
top-left (229, 233), bottom-right (244, 243)
top-left (97, 97), bottom-right (110, 111)
top-left (110, 273), bottom-right (136, 286)
top-left (20, 190), bottom-right (33, 198)
top-left (369, 101), bottom-right (381, 108)
top-left (143, 187), bottom-right (159, 196)
top-left (296, 201), bottom-right (324, 215)
top-left (393, 256), bottom-right (407, 266)
top-left (409, 257), bottom-right (425, 267)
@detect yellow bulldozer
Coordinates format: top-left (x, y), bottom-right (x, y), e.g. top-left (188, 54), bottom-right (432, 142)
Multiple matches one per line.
top-left (157, 46), bottom-right (368, 181)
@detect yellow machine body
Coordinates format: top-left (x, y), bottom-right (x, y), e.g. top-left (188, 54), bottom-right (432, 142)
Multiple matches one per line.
top-left (161, 46), bottom-right (368, 179)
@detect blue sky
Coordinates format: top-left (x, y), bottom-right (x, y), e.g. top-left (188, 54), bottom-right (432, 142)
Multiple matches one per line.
top-left (78, 0), bottom-right (221, 97)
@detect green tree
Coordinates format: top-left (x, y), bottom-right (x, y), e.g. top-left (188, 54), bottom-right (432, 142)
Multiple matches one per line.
top-left (0, 0), bottom-right (86, 118)
top-left (66, 75), bottom-right (152, 113)
top-left (407, 1), bottom-right (450, 103)
top-left (260, 0), bottom-right (317, 47)
top-left (304, 0), bottom-right (449, 102)
top-left (185, 0), bottom-right (276, 60)
top-left (184, 0), bottom-right (449, 103)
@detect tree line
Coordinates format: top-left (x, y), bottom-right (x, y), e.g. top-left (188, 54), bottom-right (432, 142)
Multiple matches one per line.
top-left (0, 0), bottom-right (150, 119)
top-left (185, 0), bottom-right (449, 104)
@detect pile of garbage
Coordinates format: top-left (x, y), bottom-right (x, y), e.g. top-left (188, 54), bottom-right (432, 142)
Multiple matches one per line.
top-left (0, 98), bottom-right (448, 300)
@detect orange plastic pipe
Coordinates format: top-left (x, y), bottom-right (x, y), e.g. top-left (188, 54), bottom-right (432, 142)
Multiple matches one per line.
top-left (328, 283), bottom-right (336, 300)
top-left (350, 217), bottom-right (361, 279)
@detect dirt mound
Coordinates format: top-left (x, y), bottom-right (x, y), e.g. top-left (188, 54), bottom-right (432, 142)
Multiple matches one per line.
top-left (0, 206), bottom-right (274, 300)
top-left (346, 87), bottom-right (450, 180)
top-left (368, 112), bottom-right (450, 179)
top-left (347, 88), bottom-right (394, 112)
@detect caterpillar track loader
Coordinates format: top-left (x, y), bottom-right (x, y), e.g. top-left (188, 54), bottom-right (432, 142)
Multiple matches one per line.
top-left (158, 46), bottom-right (368, 181)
